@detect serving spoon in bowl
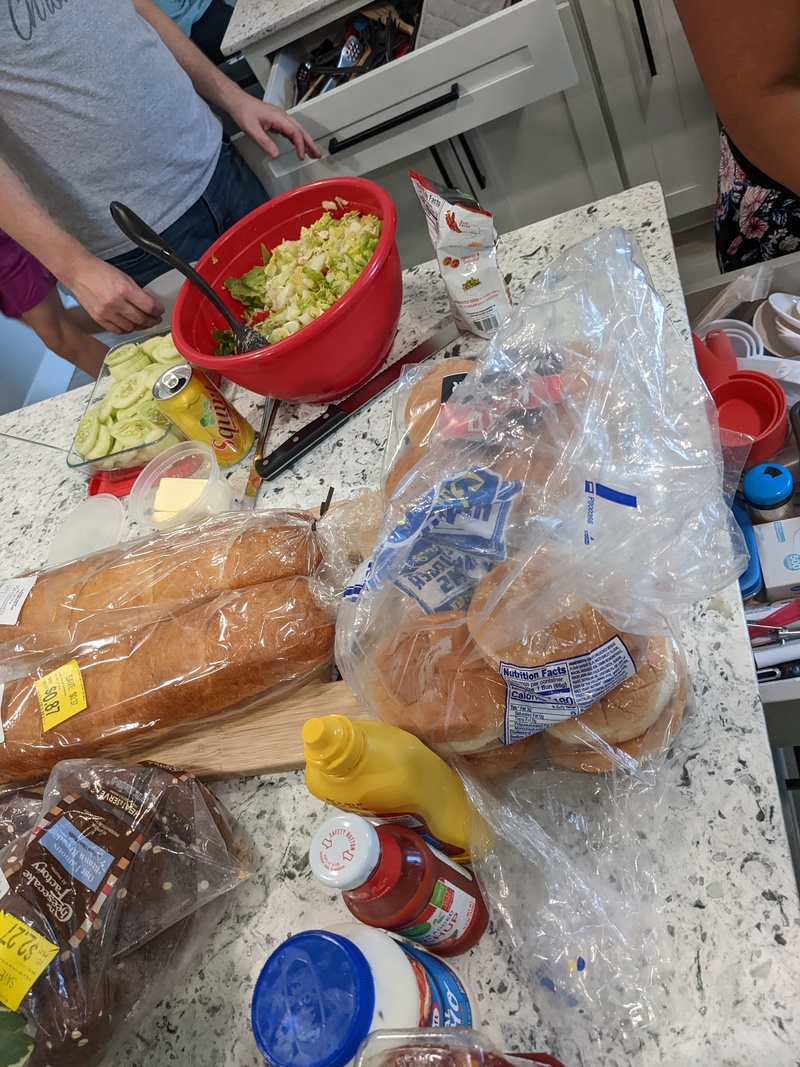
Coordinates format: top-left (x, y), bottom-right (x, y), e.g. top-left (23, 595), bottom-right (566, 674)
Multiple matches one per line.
top-left (109, 201), bottom-right (268, 355)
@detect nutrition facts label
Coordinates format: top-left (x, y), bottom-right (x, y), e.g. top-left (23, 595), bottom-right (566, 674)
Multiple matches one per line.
top-left (500, 635), bottom-right (637, 741)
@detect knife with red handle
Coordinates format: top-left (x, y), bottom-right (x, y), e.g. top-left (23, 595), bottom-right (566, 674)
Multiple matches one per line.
top-left (255, 321), bottom-right (462, 482)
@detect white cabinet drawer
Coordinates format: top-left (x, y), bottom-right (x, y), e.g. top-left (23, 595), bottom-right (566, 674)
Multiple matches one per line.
top-left (235, 0), bottom-right (577, 195)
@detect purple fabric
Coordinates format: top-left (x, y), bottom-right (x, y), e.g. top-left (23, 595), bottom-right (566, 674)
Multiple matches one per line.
top-left (0, 230), bottom-right (57, 319)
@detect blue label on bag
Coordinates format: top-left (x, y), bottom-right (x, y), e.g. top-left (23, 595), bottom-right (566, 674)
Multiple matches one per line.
top-left (397, 942), bottom-right (472, 1027)
top-left (369, 467), bottom-right (521, 612)
top-left (40, 816), bottom-right (114, 891)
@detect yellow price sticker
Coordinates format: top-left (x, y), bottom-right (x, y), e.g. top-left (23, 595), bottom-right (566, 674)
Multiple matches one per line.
top-left (0, 911), bottom-right (58, 1010)
top-left (35, 660), bottom-right (87, 732)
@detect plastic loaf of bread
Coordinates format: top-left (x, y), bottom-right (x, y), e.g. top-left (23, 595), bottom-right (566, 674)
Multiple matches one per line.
top-left (0, 758), bottom-right (254, 1067)
top-left (0, 575), bottom-right (335, 787)
top-left (0, 509), bottom-right (322, 656)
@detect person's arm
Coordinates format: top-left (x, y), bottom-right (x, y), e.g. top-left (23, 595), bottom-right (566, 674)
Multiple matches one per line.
top-left (133, 0), bottom-right (321, 162)
top-left (674, 0), bottom-right (800, 194)
top-left (0, 158), bottom-right (164, 334)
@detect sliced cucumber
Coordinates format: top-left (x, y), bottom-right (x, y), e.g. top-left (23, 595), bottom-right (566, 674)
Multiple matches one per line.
top-left (95, 392), bottom-right (116, 423)
top-left (112, 415), bottom-right (150, 449)
top-left (138, 398), bottom-right (172, 431)
top-left (75, 409), bottom-right (101, 458)
top-left (151, 334), bottom-right (183, 364)
top-left (138, 336), bottom-right (164, 357)
top-left (107, 351), bottom-right (150, 381)
top-left (104, 342), bottom-right (140, 368)
top-left (107, 368), bottom-right (151, 411)
top-left (85, 423), bottom-right (114, 460)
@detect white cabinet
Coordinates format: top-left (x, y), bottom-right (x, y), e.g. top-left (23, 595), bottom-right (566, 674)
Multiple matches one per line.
top-left (573, 0), bottom-right (719, 221)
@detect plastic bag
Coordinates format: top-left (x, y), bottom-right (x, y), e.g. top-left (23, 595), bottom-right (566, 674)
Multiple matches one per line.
top-left (336, 227), bottom-right (748, 1029)
top-left (354, 1028), bottom-right (570, 1067)
top-left (409, 171), bottom-right (512, 338)
top-left (0, 509), bottom-right (341, 788)
top-left (0, 758), bottom-right (254, 1067)
top-left (0, 509), bottom-right (324, 658)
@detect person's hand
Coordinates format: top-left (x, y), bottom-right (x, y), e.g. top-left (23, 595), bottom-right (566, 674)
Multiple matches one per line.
top-left (64, 255), bottom-right (165, 334)
top-left (226, 94), bottom-right (322, 162)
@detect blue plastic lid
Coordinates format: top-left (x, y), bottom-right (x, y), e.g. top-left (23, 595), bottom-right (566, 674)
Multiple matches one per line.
top-left (732, 496), bottom-right (763, 599)
top-left (742, 463), bottom-right (794, 507)
top-left (251, 931), bottom-right (376, 1067)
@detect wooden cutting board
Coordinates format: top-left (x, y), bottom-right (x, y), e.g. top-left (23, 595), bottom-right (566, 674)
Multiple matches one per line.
top-left (145, 679), bottom-right (369, 781)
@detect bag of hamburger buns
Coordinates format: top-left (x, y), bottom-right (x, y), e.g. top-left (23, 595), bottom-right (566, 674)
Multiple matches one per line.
top-left (336, 228), bottom-right (747, 1028)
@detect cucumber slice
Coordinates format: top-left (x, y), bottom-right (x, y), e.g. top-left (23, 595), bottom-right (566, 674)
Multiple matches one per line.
top-left (74, 408), bottom-right (101, 458)
top-left (107, 368), bottom-right (151, 411)
top-left (143, 363), bottom-right (167, 391)
top-left (85, 423), bottom-right (114, 461)
top-left (139, 336), bottom-right (164, 357)
top-left (107, 351), bottom-right (150, 381)
top-left (138, 399), bottom-right (172, 431)
top-left (151, 334), bottom-right (183, 364)
top-left (95, 392), bottom-right (116, 423)
top-left (112, 415), bottom-right (150, 449)
top-left (105, 342), bottom-right (140, 368)
top-left (114, 401), bottom-right (141, 423)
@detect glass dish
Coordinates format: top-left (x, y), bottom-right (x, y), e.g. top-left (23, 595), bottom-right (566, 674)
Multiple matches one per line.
top-left (67, 330), bottom-right (186, 473)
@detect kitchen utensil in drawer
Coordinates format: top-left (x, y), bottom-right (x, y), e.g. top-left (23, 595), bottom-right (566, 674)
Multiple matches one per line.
top-left (321, 35), bottom-right (365, 93)
top-left (768, 292), bottom-right (800, 329)
top-left (109, 202), bottom-right (268, 355)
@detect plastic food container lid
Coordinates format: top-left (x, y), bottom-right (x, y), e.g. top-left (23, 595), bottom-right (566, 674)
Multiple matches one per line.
top-left (742, 462), bottom-right (794, 507)
top-left (252, 931), bottom-right (376, 1067)
top-left (732, 497), bottom-right (763, 599)
top-left (309, 814), bottom-right (381, 891)
top-left (129, 440), bottom-right (233, 531)
top-left (47, 494), bottom-right (128, 566)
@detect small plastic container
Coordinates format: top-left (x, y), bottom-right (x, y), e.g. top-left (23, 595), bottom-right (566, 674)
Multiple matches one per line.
top-left (742, 462), bottom-right (795, 523)
top-left (251, 924), bottom-right (473, 1067)
top-left (129, 440), bottom-right (234, 531)
top-left (309, 813), bottom-right (489, 956)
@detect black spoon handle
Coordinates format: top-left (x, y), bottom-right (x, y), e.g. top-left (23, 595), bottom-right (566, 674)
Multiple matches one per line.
top-left (109, 200), bottom-right (238, 331)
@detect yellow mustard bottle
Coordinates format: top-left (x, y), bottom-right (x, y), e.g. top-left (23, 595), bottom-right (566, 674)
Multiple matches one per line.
top-left (302, 715), bottom-right (492, 863)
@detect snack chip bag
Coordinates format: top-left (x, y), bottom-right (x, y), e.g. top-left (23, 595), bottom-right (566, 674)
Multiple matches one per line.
top-left (409, 171), bottom-right (512, 339)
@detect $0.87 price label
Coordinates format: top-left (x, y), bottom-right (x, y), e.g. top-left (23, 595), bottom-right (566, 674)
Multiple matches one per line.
top-left (34, 659), bottom-right (87, 732)
top-left (0, 911), bottom-right (58, 1010)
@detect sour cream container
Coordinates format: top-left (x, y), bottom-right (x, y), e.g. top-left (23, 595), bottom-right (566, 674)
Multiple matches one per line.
top-left (251, 922), bottom-right (473, 1067)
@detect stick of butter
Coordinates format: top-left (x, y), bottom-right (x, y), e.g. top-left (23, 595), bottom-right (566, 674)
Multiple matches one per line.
top-left (153, 477), bottom-right (207, 515)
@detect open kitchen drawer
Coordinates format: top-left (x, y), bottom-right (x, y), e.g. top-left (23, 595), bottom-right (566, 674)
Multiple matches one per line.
top-left (232, 0), bottom-right (578, 195)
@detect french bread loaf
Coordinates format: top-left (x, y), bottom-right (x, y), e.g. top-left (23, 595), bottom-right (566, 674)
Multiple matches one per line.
top-left (0, 576), bottom-right (335, 786)
top-left (0, 510), bottom-right (321, 652)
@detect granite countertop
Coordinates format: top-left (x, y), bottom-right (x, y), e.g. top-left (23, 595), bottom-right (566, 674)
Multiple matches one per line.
top-left (2, 182), bottom-right (800, 1065)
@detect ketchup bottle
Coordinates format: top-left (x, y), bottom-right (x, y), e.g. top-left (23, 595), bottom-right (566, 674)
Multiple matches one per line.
top-left (309, 813), bottom-right (489, 957)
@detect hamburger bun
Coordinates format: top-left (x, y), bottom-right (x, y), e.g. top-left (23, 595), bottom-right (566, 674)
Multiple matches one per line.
top-left (543, 685), bottom-right (686, 773)
top-left (547, 636), bottom-right (676, 745)
top-left (542, 638), bottom-right (687, 773)
top-left (467, 552), bottom-right (646, 672)
top-left (372, 609), bottom-right (507, 752)
top-left (404, 358), bottom-right (475, 446)
top-left (383, 441), bottom-right (430, 503)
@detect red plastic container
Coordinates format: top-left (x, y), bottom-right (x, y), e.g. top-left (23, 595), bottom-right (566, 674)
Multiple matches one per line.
top-left (171, 177), bottom-right (403, 403)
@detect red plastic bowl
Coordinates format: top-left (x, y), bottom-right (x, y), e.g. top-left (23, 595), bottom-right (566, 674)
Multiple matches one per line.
top-left (171, 177), bottom-right (403, 403)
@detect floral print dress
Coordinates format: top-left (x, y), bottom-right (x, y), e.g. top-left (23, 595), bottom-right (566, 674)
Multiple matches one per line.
top-left (716, 128), bottom-right (800, 272)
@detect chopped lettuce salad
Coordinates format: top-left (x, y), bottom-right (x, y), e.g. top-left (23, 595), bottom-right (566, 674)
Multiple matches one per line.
top-left (214, 208), bottom-right (382, 354)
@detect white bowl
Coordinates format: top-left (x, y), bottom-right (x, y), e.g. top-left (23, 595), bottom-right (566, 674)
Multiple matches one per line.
top-left (768, 291), bottom-right (800, 328)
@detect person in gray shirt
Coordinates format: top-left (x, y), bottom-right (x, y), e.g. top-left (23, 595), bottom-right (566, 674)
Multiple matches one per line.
top-left (0, 0), bottom-right (320, 335)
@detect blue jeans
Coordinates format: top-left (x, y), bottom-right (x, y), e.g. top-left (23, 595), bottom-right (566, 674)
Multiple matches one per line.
top-left (108, 139), bottom-right (267, 286)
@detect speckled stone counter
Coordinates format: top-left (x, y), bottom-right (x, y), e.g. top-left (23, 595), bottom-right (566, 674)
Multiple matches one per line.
top-left (2, 183), bottom-right (799, 1066)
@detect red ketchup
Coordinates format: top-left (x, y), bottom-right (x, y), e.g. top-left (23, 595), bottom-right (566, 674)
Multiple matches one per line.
top-left (309, 812), bottom-right (489, 957)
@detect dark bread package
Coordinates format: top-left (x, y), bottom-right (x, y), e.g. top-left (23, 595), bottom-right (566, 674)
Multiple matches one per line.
top-left (0, 758), bottom-right (254, 1067)
top-left (0, 509), bottom-right (322, 657)
top-left (0, 576), bottom-right (335, 788)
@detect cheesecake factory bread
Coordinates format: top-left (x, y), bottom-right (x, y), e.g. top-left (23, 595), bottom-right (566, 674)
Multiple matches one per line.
top-left (0, 576), bottom-right (335, 787)
top-left (0, 509), bottom-right (321, 653)
top-left (0, 759), bottom-right (253, 1067)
